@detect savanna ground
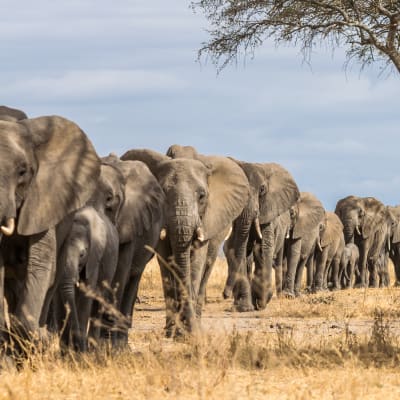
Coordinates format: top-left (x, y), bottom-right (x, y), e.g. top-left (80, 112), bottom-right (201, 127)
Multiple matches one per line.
top-left (1, 259), bottom-right (400, 399)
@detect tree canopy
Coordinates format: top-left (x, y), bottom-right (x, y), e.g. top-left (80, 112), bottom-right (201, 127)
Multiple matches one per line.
top-left (192, 1), bottom-right (400, 74)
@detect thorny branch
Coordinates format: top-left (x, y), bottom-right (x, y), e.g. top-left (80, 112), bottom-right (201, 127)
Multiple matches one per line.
top-left (192, 0), bottom-right (400, 74)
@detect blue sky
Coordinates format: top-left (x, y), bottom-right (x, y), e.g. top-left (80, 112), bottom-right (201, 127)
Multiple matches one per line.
top-left (1, 0), bottom-right (399, 210)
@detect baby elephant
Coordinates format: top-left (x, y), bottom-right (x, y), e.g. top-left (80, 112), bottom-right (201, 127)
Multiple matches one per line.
top-left (57, 206), bottom-right (119, 351)
top-left (340, 243), bottom-right (359, 289)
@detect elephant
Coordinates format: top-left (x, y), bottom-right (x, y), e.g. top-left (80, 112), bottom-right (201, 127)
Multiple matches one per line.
top-left (388, 205), bottom-right (400, 285)
top-left (335, 196), bottom-right (387, 287)
top-left (313, 212), bottom-right (345, 292)
top-left (121, 148), bottom-right (249, 338)
top-left (0, 106), bottom-right (27, 122)
top-left (56, 206), bottom-right (119, 351)
top-left (339, 243), bottom-right (360, 289)
top-left (283, 192), bottom-right (326, 298)
top-left (98, 154), bottom-right (166, 346)
top-left (222, 160), bottom-right (299, 311)
top-left (0, 116), bottom-right (100, 351)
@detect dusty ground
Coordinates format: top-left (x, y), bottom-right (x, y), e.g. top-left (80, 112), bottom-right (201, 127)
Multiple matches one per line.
top-left (135, 258), bottom-right (400, 341)
top-left (2, 258), bottom-right (400, 400)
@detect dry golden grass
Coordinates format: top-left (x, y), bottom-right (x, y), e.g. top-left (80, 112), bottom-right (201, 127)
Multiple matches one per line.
top-left (1, 257), bottom-right (400, 400)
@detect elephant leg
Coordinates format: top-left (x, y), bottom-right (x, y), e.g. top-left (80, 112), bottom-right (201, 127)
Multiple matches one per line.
top-left (391, 246), bottom-right (400, 285)
top-left (155, 239), bottom-right (181, 338)
top-left (283, 239), bottom-right (301, 298)
top-left (252, 223), bottom-right (274, 310)
top-left (368, 258), bottom-right (379, 288)
top-left (76, 292), bottom-right (93, 352)
top-left (196, 237), bottom-right (222, 319)
top-left (306, 254), bottom-right (315, 292)
top-left (108, 242), bottom-right (134, 346)
top-left (13, 229), bottom-right (57, 348)
top-left (330, 256), bottom-right (341, 290)
top-left (294, 257), bottom-right (307, 297)
top-left (357, 240), bottom-right (369, 288)
top-left (314, 249), bottom-right (328, 292)
top-left (274, 245), bottom-right (284, 297)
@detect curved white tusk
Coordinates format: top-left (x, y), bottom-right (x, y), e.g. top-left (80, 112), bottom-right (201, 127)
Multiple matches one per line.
top-left (196, 227), bottom-right (205, 242)
top-left (355, 225), bottom-right (361, 235)
top-left (1, 218), bottom-right (15, 236)
top-left (160, 228), bottom-right (167, 241)
top-left (254, 217), bottom-right (262, 240)
top-left (317, 239), bottom-right (323, 252)
top-left (224, 226), bottom-right (232, 241)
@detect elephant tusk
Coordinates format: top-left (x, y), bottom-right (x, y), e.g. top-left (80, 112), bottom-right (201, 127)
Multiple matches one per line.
top-left (1, 217), bottom-right (15, 236)
top-left (196, 226), bottom-right (205, 242)
top-left (355, 225), bottom-right (361, 235)
top-left (160, 228), bottom-right (167, 241)
top-left (224, 226), bottom-right (232, 241)
top-left (254, 217), bottom-right (262, 240)
top-left (317, 239), bottom-right (323, 252)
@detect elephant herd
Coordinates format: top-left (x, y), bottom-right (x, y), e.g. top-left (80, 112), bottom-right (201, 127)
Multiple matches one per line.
top-left (0, 105), bottom-right (399, 357)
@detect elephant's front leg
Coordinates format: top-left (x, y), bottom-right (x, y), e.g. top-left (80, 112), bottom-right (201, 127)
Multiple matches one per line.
top-left (251, 223), bottom-right (274, 310)
top-left (274, 245), bottom-right (284, 297)
top-left (196, 237), bottom-right (221, 319)
top-left (283, 239), bottom-right (301, 298)
top-left (314, 249), bottom-right (328, 292)
top-left (357, 240), bottom-right (369, 288)
top-left (12, 229), bottom-right (56, 346)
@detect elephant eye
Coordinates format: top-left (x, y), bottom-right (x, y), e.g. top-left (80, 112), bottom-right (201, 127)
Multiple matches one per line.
top-left (18, 164), bottom-right (27, 177)
top-left (259, 185), bottom-right (266, 197)
top-left (198, 189), bottom-right (206, 201)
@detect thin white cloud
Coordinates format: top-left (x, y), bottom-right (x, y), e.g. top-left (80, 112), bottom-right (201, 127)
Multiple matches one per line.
top-left (2, 69), bottom-right (187, 100)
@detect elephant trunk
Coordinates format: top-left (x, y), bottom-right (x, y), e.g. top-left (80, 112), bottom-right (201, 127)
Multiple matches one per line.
top-left (343, 220), bottom-right (356, 243)
top-left (168, 201), bottom-right (198, 334)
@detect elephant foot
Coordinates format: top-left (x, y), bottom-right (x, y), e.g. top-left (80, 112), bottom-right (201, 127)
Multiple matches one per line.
top-left (282, 290), bottom-right (295, 299)
top-left (234, 301), bottom-right (254, 312)
top-left (222, 288), bottom-right (232, 299)
top-left (330, 286), bottom-right (341, 292)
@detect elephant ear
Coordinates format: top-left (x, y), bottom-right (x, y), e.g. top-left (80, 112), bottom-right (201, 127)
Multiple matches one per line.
top-left (120, 148), bottom-right (169, 178)
top-left (17, 116), bottom-right (100, 236)
top-left (166, 144), bottom-right (199, 159)
top-left (389, 206), bottom-right (400, 244)
top-left (258, 163), bottom-right (300, 224)
top-left (321, 212), bottom-right (343, 248)
top-left (292, 192), bottom-right (325, 239)
top-left (201, 156), bottom-right (250, 239)
top-left (81, 207), bottom-right (107, 284)
top-left (361, 197), bottom-right (386, 239)
top-left (112, 160), bottom-right (165, 244)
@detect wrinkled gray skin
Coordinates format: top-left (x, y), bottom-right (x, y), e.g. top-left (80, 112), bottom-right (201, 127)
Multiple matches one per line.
top-left (122, 148), bottom-right (249, 338)
top-left (314, 212), bottom-right (345, 292)
top-left (223, 160), bottom-right (299, 311)
top-left (335, 196), bottom-right (387, 288)
top-left (56, 206), bottom-right (118, 352)
top-left (283, 192), bottom-right (326, 298)
top-left (388, 205), bottom-right (400, 285)
top-left (339, 243), bottom-right (359, 289)
top-left (99, 155), bottom-right (165, 345)
top-left (0, 114), bottom-right (100, 352)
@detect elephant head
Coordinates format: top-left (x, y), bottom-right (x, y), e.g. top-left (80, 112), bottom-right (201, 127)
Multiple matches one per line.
top-left (335, 196), bottom-right (386, 244)
top-left (387, 206), bottom-right (400, 247)
top-left (121, 148), bottom-right (249, 333)
top-left (101, 153), bottom-right (166, 245)
top-left (0, 116), bottom-right (100, 238)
